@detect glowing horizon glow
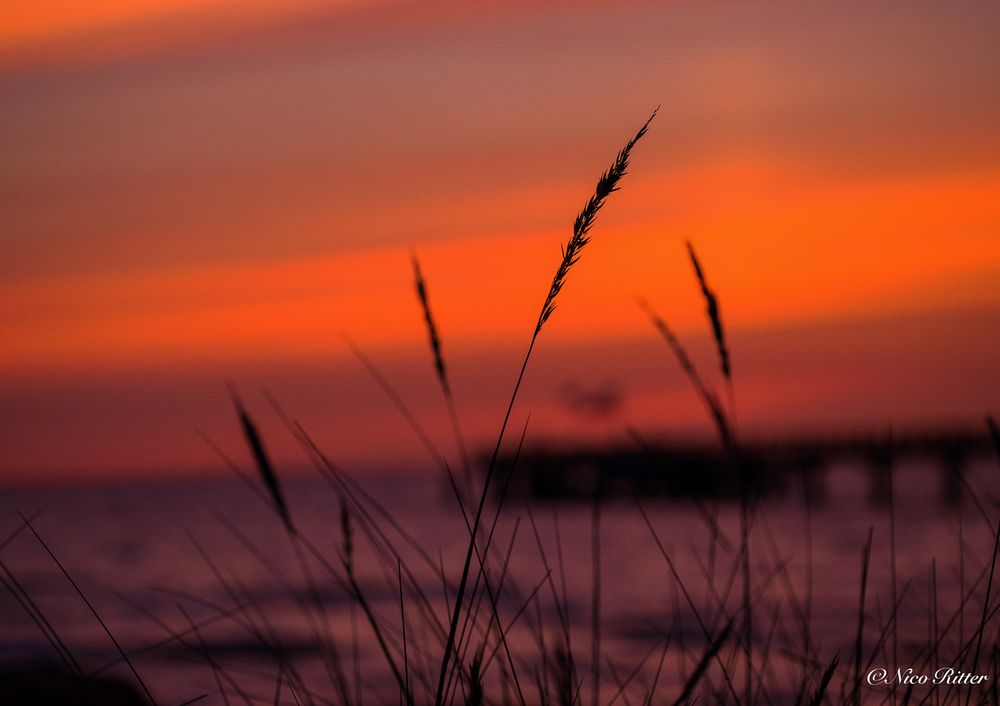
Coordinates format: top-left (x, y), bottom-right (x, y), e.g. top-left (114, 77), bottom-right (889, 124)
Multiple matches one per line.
top-left (3, 158), bottom-right (997, 372)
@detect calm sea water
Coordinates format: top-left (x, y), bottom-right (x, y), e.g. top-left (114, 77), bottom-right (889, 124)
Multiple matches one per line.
top-left (1, 459), bottom-right (998, 705)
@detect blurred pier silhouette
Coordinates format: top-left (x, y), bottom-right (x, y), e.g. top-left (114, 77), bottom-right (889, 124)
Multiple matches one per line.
top-left (490, 427), bottom-right (995, 507)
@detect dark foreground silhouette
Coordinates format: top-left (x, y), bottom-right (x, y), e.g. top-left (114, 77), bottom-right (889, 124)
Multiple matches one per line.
top-left (0, 665), bottom-right (148, 706)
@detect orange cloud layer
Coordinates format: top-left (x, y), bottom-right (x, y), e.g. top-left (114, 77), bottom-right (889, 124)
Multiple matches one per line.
top-left (3, 159), bottom-right (998, 374)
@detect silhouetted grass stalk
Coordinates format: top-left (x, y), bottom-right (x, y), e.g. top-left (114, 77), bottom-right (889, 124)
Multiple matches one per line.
top-left (852, 527), bottom-right (874, 706)
top-left (685, 241), bottom-right (735, 427)
top-left (590, 486), bottom-right (601, 706)
top-left (808, 654), bottom-right (839, 706)
top-left (230, 387), bottom-right (354, 704)
top-left (20, 513), bottom-right (158, 706)
top-left (637, 300), bottom-right (732, 449)
top-left (682, 240), bottom-right (752, 705)
top-left (408, 258), bottom-right (531, 706)
top-left (432, 108), bottom-right (657, 706)
top-left (340, 502), bottom-right (414, 705)
top-left (412, 254), bottom-right (474, 500)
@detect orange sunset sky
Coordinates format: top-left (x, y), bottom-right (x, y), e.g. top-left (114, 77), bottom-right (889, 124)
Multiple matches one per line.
top-left (1, 0), bottom-right (998, 483)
